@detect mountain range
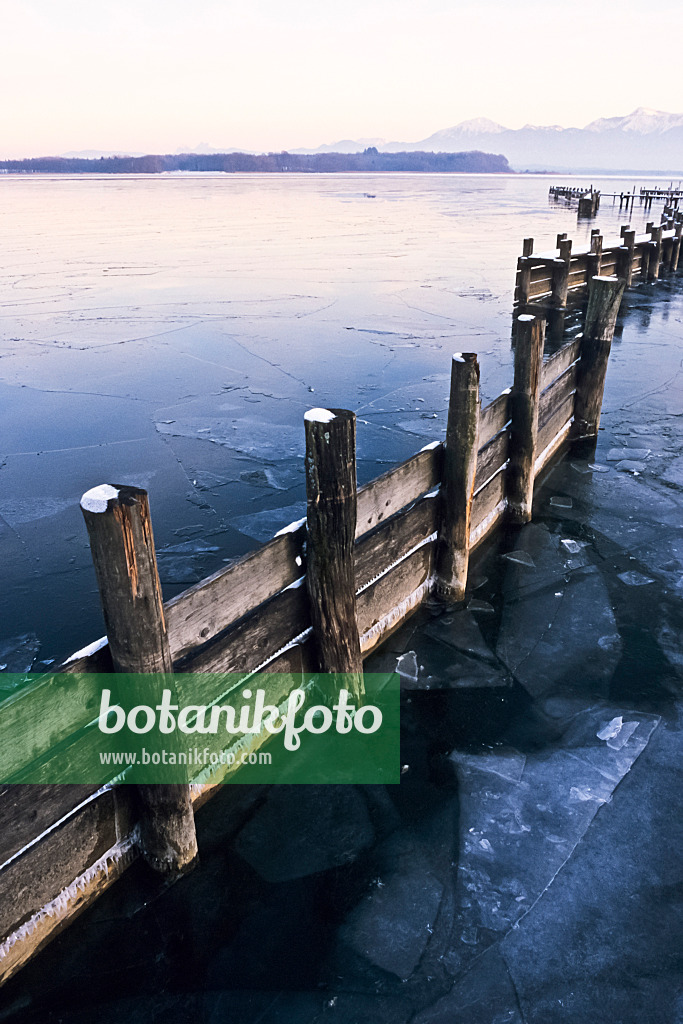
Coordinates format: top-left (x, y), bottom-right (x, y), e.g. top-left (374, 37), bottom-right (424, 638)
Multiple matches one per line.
top-left (291, 109), bottom-right (683, 172)
top-left (57, 109), bottom-right (683, 173)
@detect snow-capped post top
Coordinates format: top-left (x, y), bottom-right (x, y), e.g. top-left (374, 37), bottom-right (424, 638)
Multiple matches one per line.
top-left (304, 408), bottom-right (336, 424)
top-left (80, 484), bottom-right (120, 514)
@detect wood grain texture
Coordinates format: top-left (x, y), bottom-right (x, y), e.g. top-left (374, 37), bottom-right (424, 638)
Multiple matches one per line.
top-left (478, 392), bottom-right (510, 448)
top-left (541, 338), bottom-right (581, 390)
top-left (356, 446), bottom-right (442, 539)
top-left (165, 527), bottom-right (305, 660)
top-left (436, 353), bottom-right (480, 601)
top-left (357, 543), bottom-right (434, 653)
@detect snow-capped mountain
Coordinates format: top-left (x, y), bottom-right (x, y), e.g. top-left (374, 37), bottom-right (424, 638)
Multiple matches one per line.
top-left (296, 110), bottom-right (683, 172)
top-left (584, 108), bottom-right (683, 134)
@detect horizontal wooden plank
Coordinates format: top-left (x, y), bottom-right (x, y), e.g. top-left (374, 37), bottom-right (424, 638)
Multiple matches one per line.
top-left (0, 672), bottom-right (105, 782)
top-left (479, 392), bottom-right (510, 447)
top-left (165, 526), bottom-right (306, 660)
top-left (539, 363), bottom-right (578, 424)
top-left (356, 446), bottom-right (442, 539)
top-left (0, 787), bottom-right (134, 943)
top-left (474, 429), bottom-right (509, 492)
top-left (357, 543), bottom-right (434, 654)
top-left (0, 789), bottom-right (136, 987)
top-left (530, 266), bottom-right (553, 284)
top-left (529, 279), bottom-right (552, 298)
top-left (541, 338), bottom-right (581, 390)
top-left (355, 494), bottom-right (439, 592)
top-left (536, 392), bottom-right (575, 456)
top-left (0, 785), bottom-right (100, 867)
top-left (534, 418), bottom-right (573, 478)
top-left (470, 468), bottom-right (506, 550)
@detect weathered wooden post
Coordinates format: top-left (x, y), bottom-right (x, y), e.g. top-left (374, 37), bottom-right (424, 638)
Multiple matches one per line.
top-left (618, 229), bottom-right (636, 286)
top-left (516, 238), bottom-right (534, 304)
top-left (508, 315), bottom-right (544, 524)
top-left (304, 408), bottom-right (364, 704)
top-left (578, 194), bottom-right (593, 218)
top-left (640, 238), bottom-right (651, 281)
top-left (572, 276), bottom-right (626, 444)
top-left (648, 225), bottom-right (663, 281)
top-left (551, 239), bottom-right (572, 308)
top-left (671, 221), bottom-right (682, 272)
top-left (587, 233), bottom-right (603, 279)
top-left (556, 232), bottom-right (567, 248)
top-left (80, 484), bottom-right (198, 877)
top-left (435, 353), bottom-right (480, 602)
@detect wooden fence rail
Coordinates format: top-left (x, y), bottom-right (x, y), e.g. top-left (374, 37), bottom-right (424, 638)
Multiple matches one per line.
top-left (0, 265), bottom-right (648, 986)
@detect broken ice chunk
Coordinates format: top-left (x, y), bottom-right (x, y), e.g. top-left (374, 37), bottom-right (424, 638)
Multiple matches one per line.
top-left (617, 570), bottom-right (655, 587)
top-left (560, 539), bottom-right (582, 554)
top-left (396, 651), bottom-right (418, 683)
top-left (501, 550), bottom-right (535, 568)
top-left (606, 720), bottom-right (639, 751)
top-left (570, 461), bottom-right (593, 475)
top-left (615, 460), bottom-right (645, 474)
top-left (468, 599), bottom-right (495, 614)
top-left (606, 448), bottom-right (651, 461)
top-left (597, 716), bottom-right (623, 741)
top-left (549, 496), bottom-right (573, 508)
top-left (588, 463), bottom-right (610, 473)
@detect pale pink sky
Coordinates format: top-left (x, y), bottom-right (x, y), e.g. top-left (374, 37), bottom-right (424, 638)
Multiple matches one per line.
top-left (2, 0), bottom-right (682, 157)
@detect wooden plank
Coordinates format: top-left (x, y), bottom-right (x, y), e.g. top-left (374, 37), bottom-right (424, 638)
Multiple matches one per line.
top-left (165, 527), bottom-right (305, 660)
top-left (536, 393), bottom-right (575, 454)
top-left (356, 446), bottom-right (442, 539)
top-left (354, 494), bottom-right (439, 591)
top-left (0, 790), bottom-right (136, 988)
top-left (0, 672), bottom-right (104, 782)
top-left (174, 584), bottom-right (311, 693)
top-left (528, 278), bottom-right (552, 298)
top-left (541, 338), bottom-right (581, 390)
top-left (534, 418), bottom-right (573, 477)
top-left (539, 363), bottom-right (578, 423)
top-left (357, 543), bottom-right (434, 654)
top-left (474, 429), bottom-right (509, 491)
top-left (0, 787), bottom-right (134, 942)
top-left (0, 785), bottom-right (100, 867)
top-left (478, 391), bottom-right (510, 447)
top-left (470, 469), bottom-right (506, 550)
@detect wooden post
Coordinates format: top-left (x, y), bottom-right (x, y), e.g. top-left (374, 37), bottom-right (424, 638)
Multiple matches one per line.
top-left (516, 238), bottom-right (534, 304)
top-left (435, 353), bottom-right (480, 602)
top-left (588, 233), bottom-right (603, 279)
top-left (572, 276), bottom-right (626, 443)
top-left (672, 221), bottom-right (682, 272)
top-left (304, 408), bottom-right (364, 703)
top-left (618, 229), bottom-right (636, 286)
top-left (556, 232), bottom-right (567, 248)
top-left (640, 239), bottom-right (651, 281)
top-left (81, 485), bottom-right (198, 877)
top-left (508, 315), bottom-right (544, 524)
top-left (648, 225), bottom-right (662, 280)
top-left (551, 239), bottom-right (572, 308)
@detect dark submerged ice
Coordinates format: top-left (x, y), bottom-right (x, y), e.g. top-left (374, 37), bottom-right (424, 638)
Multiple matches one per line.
top-left (2, 175), bottom-right (683, 1021)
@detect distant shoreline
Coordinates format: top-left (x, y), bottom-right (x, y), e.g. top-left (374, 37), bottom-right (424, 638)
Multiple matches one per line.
top-left (0, 149), bottom-right (511, 175)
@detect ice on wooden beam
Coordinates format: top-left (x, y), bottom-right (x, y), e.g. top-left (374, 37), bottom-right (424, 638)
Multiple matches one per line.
top-left (63, 635), bottom-right (108, 664)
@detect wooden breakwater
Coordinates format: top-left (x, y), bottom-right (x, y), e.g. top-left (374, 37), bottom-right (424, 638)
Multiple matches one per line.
top-left (515, 211), bottom-right (683, 307)
top-left (550, 184), bottom-right (683, 214)
top-left (0, 273), bottom-right (637, 986)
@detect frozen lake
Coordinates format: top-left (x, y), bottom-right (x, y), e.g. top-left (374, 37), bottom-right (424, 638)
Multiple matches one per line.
top-left (0, 171), bottom-right (680, 668)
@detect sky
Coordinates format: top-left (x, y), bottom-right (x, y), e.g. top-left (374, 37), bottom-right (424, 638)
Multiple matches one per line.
top-left (2, 0), bottom-right (683, 158)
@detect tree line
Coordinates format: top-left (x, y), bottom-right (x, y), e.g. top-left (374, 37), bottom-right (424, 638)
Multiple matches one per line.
top-left (0, 148), bottom-right (511, 174)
